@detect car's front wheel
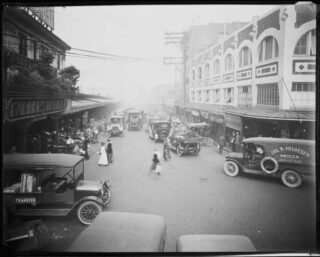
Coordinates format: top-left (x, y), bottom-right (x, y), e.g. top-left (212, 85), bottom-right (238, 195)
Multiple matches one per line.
top-left (281, 169), bottom-right (302, 188)
top-left (224, 161), bottom-right (240, 177)
top-left (77, 201), bottom-right (102, 225)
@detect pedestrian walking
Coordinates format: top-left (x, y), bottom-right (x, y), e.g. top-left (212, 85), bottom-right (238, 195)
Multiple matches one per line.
top-left (106, 139), bottom-right (113, 163)
top-left (98, 142), bottom-right (108, 166)
top-left (150, 149), bottom-right (160, 173)
top-left (82, 137), bottom-right (90, 160)
top-left (230, 132), bottom-right (236, 152)
top-left (163, 137), bottom-right (171, 160)
top-left (218, 135), bottom-right (225, 154)
top-left (235, 132), bottom-right (241, 152)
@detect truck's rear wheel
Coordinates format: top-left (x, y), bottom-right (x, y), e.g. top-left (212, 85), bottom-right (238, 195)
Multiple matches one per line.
top-left (281, 169), bottom-right (302, 188)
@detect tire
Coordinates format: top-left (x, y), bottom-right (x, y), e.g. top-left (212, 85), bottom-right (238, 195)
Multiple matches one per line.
top-left (281, 169), bottom-right (302, 188)
top-left (176, 146), bottom-right (183, 157)
top-left (77, 201), bottom-right (102, 225)
top-left (260, 157), bottom-right (279, 174)
top-left (224, 161), bottom-right (240, 177)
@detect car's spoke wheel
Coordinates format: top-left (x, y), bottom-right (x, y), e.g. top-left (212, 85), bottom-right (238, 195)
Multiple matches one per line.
top-left (224, 161), bottom-right (239, 177)
top-left (176, 146), bottom-right (183, 157)
top-left (77, 201), bottom-right (102, 225)
top-left (281, 170), bottom-right (302, 188)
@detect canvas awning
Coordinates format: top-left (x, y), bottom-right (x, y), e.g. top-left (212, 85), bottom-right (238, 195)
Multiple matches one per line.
top-left (225, 107), bottom-right (315, 121)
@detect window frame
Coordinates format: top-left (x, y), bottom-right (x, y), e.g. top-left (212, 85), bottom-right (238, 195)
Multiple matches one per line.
top-left (258, 36), bottom-right (279, 62)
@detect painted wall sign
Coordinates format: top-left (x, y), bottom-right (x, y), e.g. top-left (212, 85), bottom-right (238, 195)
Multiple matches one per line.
top-left (270, 145), bottom-right (312, 164)
top-left (292, 60), bottom-right (316, 74)
top-left (237, 68), bottom-right (252, 81)
top-left (223, 73), bottom-right (235, 83)
top-left (15, 197), bottom-right (37, 204)
top-left (256, 62), bottom-right (278, 78)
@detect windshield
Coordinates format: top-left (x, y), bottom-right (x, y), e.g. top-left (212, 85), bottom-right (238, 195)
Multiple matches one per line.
top-left (111, 118), bottom-right (121, 124)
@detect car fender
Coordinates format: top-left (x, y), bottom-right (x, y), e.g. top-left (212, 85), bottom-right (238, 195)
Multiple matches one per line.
top-left (225, 158), bottom-right (243, 170)
top-left (71, 196), bottom-right (105, 213)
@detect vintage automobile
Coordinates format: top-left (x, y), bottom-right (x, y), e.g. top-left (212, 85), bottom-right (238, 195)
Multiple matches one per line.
top-left (167, 126), bottom-right (200, 157)
top-left (147, 120), bottom-right (171, 142)
top-left (128, 111), bottom-right (142, 131)
top-left (177, 234), bottom-right (256, 252)
top-left (107, 115), bottom-right (124, 136)
top-left (3, 154), bottom-right (111, 225)
top-left (67, 212), bottom-right (166, 252)
top-left (223, 137), bottom-right (315, 188)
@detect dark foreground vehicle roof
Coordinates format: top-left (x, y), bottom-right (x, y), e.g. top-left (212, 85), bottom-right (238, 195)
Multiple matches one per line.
top-left (67, 212), bottom-right (166, 252)
top-left (3, 154), bottom-right (83, 168)
top-left (243, 137), bottom-right (315, 146)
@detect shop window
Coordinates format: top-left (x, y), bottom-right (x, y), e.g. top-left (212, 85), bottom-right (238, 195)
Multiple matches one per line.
top-left (257, 83), bottom-right (279, 106)
top-left (213, 59), bottom-right (220, 75)
top-left (238, 46), bottom-right (252, 68)
top-left (204, 63), bottom-right (210, 78)
top-left (258, 36), bottom-right (279, 62)
top-left (198, 67), bottom-right (202, 80)
top-left (292, 82), bottom-right (315, 92)
top-left (238, 86), bottom-right (252, 107)
top-left (224, 54), bottom-right (234, 72)
top-left (223, 88), bottom-right (234, 104)
top-left (294, 30), bottom-right (316, 56)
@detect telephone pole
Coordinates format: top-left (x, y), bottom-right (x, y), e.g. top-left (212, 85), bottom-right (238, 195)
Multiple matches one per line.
top-left (164, 31), bottom-right (187, 106)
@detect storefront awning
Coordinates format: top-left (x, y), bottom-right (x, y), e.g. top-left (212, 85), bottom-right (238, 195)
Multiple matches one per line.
top-left (225, 108), bottom-right (315, 121)
top-left (68, 99), bottom-right (118, 113)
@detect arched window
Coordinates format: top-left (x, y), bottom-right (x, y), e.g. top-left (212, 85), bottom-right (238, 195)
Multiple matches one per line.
top-left (198, 67), bottom-right (202, 80)
top-left (258, 36), bottom-right (279, 62)
top-left (238, 46), bottom-right (252, 68)
top-left (192, 70), bottom-right (196, 81)
top-left (204, 63), bottom-right (210, 78)
top-left (294, 29), bottom-right (316, 56)
top-left (213, 59), bottom-right (220, 75)
top-left (224, 54), bottom-right (234, 72)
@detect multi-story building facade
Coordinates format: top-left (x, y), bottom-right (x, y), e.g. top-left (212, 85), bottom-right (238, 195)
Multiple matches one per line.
top-left (2, 6), bottom-right (71, 153)
top-left (180, 2), bottom-right (316, 142)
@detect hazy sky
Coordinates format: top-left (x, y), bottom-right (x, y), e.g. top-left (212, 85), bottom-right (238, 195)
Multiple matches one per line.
top-left (54, 5), bottom-right (276, 104)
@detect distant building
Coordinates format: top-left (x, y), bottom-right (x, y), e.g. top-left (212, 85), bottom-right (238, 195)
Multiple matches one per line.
top-left (177, 2), bottom-right (316, 141)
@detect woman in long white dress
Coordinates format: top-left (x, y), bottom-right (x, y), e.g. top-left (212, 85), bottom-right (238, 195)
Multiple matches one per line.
top-left (98, 142), bottom-right (109, 166)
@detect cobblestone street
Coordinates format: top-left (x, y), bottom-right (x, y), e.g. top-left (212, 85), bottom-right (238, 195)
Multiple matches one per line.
top-left (41, 127), bottom-right (316, 252)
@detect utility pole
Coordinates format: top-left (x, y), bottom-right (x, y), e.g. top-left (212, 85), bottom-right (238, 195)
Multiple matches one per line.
top-left (164, 31), bottom-right (186, 106)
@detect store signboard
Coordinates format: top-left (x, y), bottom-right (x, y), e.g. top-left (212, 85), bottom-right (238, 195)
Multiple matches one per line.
top-left (225, 114), bottom-right (241, 130)
top-left (209, 114), bottom-right (223, 124)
